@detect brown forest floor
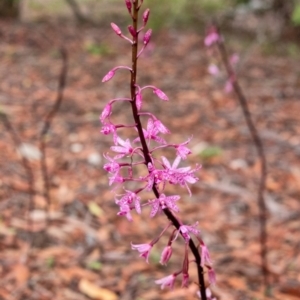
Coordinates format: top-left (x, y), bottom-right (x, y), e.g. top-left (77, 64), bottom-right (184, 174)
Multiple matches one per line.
top-left (0, 18), bottom-right (300, 300)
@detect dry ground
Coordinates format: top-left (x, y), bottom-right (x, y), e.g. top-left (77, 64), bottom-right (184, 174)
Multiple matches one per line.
top-left (0, 13), bottom-right (300, 300)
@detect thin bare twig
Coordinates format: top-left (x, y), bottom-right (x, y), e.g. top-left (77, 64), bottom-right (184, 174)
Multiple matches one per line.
top-left (65, 0), bottom-right (93, 24)
top-left (0, 112), bottom-right (35, 198)
top-left (214, 25), bottom-right (269, 291)
top-left (0, 110), bottom-right (35, 245)
top-left (39, 47), bottom-right (68, 213)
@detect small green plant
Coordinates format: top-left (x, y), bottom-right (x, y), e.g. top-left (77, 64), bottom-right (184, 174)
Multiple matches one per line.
top-left (292, 2), bottom-right (300, 26)
top-left (85, 43), bottom-right (112, 56)
top-left (86, 261), bottom-right (102, 271)
top-left (45, 256), bottom-right (55, 268)
top-left (200, 0), bottom-right (227, 14)
top-left (199, 146), bottom-right (222, 160)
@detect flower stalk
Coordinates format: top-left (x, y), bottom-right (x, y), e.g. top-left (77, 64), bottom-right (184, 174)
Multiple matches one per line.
top-left (205, 23), bottom-right (269, 293)
top-left (101, 1), bottom-right (213, 299)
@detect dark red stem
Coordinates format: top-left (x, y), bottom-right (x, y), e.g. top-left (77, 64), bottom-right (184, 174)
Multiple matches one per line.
top-left (129, 2), bottom-right (207, 298)
top-left (215, 25), bottom-right (269, 291)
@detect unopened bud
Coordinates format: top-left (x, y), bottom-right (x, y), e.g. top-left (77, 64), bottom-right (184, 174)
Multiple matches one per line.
top-left (111, 23), bottom-right (122, 36)
top-left (143, 8), bottom-right (150, 25)
top-left (100, 103), bottom-right (112, 122)
top-left (136, 91), bottom-right (142, 110)
top-left (125, 0), bottom-right (132, 13)
top-left (204, 27), bottom-right (220, 47)
top-left (102, 70), bottom-right (115, 82)
top-left (128, 25), bottom-right (137, 37)
top-left (160, 245), bottom-right (172, 265)
top-left (208, 64), bottom-right (219, 76)
top-left (143, 29), bottom-right (152, 45)
top-left (208, 267), bottom-right (216, 285)
top-left (153, 88), bottom-right (168, 101)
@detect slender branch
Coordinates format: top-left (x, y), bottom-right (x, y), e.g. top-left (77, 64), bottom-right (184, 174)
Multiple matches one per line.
top-left (0, 110), bottom-right (35, 245)
top-left (129, 2), bottom-right (207, 298)
top-left (0, 112), bottom-right (35, 198)
top-left (214, 25), bottom-right (269, 290)
top-left (39, 48), bottom-right (68, 213)
top-left (65, 0), bottom-right (90, 24)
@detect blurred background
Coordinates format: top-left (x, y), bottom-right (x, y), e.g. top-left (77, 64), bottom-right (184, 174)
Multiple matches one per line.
top-left (0, 0), bottom-right (300, 299)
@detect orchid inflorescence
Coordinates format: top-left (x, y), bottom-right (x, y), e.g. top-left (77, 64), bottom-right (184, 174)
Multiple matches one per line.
top-left (205, 26), bottom-right (239, 94)
top-left (100, 0), bottom-right (215, 298)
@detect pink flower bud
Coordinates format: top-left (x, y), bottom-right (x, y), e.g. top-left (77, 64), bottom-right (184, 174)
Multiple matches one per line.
top-left (224, 79), bottom-right (233, 93)
top-left (124, 0), bottom-right (132, 13)
top-left (100, 103), bottom-right (112, 122)
top-left (143, 29), bottom-right (152, 45)
top-left (200, 242), bottom-right (212, 267)
top-left (153, 88), bottom-right (168, 101)
top-left (128, 25), bottom-right (137, 37)
top-left (204, 27), bottom-right (220, 47)
top-left (230, 53), bottom-right (239, 65)
top-left (208, 267), bottom-right (216, 285)
top-left (204, 32), bottom-right (219, 47)
top-left (143, 8), bottom-right (150, 25)
top-left (102, 70), bottom-right (115, 82)
top-left (182, 273), bottom-right (189, 288)
top-left (160, 245), bottom-right (172, 265)
top-left (111, 22), bottom-right (122, 36)
top-left (136, 91), bottom-right (142, 110)
top-left (208, 64), bottom-right (219, 76)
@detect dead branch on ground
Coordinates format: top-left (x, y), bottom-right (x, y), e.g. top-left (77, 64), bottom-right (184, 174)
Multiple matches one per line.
top-left (39, 47), bottom-right (68, 214)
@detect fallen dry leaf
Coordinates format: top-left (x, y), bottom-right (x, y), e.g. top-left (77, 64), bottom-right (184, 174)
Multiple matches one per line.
top-left (57, 266), bottom-right (98, 283)
top-left (279, 280), bottom-right (300, 297)
top-left (11, 264), bottom-right (29, 286)
top-left (78, 279), bottom-right (118, 300)
top-left (0, 12), bottom-right (299, 300)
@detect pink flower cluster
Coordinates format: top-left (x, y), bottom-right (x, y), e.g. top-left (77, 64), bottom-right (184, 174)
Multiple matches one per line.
top-left (205, 26), bottom-right (239, 94)
top-left (100, 0), bottom-right (215, 296)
